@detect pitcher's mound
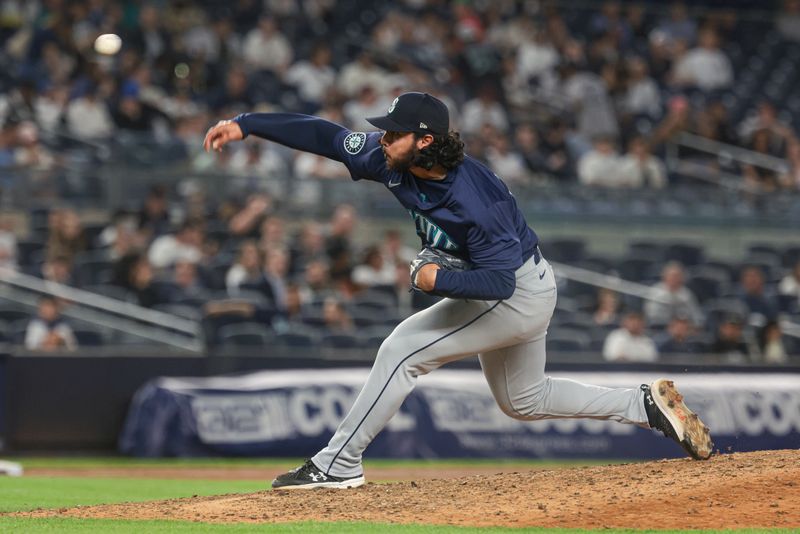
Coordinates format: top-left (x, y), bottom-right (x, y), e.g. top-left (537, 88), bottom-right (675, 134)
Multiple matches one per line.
top-left (22, 449), bottom-right (800, 529)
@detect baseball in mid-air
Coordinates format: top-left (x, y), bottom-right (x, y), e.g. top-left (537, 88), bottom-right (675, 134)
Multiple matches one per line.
top-left (94, 33), bottom-right (122, 55)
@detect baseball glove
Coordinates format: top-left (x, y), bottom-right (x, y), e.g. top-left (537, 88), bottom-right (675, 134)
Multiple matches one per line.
top-left (410, 246), bottom-right (472, 292)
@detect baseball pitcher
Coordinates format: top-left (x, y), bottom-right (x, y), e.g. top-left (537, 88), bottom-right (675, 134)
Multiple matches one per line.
top-left (203, 92), bottom-right (714, 489)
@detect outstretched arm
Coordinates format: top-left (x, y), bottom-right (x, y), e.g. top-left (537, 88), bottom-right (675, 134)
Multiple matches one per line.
top-left (203, 113), bottom-right (347, 161)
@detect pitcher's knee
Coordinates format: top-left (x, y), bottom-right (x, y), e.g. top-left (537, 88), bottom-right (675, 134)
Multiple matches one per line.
top-left (504, 378), bottom-right (551, 420)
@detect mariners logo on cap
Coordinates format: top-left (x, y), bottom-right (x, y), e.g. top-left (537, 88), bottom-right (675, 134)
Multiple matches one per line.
top-left (388, 97), bottom-right (399, 114)
top-left (343, 132), bottom-right (367, 154)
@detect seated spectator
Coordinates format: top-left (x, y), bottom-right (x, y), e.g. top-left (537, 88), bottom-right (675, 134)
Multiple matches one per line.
top-left (148, 219), bottom-right (204, 270)
top-left (621, 56), bottom-right (661, 120)
top-left (46, 208), bottom-right (87, 264)
top-left (777, 0), bottom-right (800, 42)
top-left (758, 320), bottom-right (788, 364)
top-left (513, 124), bottom-right (548, 176)
top-left (382, 229), bottom-right (416, 270)
top-left (738, 101), bottom-right (796, 148)
top-left (326, 204), bottom-right (357, 280)
top-left (343, 85), bottom-right (388, 132)
top-left (294, 152), bottom-right (352, 181)
top-left (618, 137), bottom-right (667, 188)
top-left (242, 16), bottom-right (292, 74)
top-left (696, 100), bottom-right (738, 146)
top-left (208, 66), bottom-right (254, 113)
top-left (262, 248), bottom-right (290, 310)
top-left (137, 185), bottom-right (171, 239)
top-left (577, 136), bottom-right (625, 187)
top-left (65, 87), bottom-right (114, 140)
top-left (486, 134), bottom-right (529, 186)
top-left (670, 28), bottom-right (733, 91)
top-left (737, 265), bottom-right (779, 322)
top-left (258, 215), bottom-right (287, 251)
top-left (297, 259), bottom-right (331, 304)
top-left (226, 240), bottom-right (263, 294)
top-left (710, 314), bottom-right (752, 363)
top-left (539, 118), bottom-right (573, 179)
top-left (170, 260), bottom-right (208, 302)
top-left (289, 222), bottom-right (327, 276)
top-left (461, 84), bottom-right (510, 135)
top-left (282, 282), bottom-right (303, 321)
top-left (113, 253), bottom-right (162, 308)
top-left (780, 140), bottom-right (800, 189)
top-left (644, 262), bottom-right (703, 326)
top-left (352, 245), bottom-right (396, 288)
top-left (99, 216), bottom-right (142, 262)
top-left (593, 287), bottom-right (621, 326)
top-left (561, 62), bottom-right (619, 143)
top-left (226, 140), bottom-right (289, 180)
top-left (24, 296), bottom-right (77, 351)
top-left (778, 260), bottom-right (800, 308)
top-left (653, 2), bottom-right (697, 45)
top-left (0, 216), bottom-right (18, 271)
top-left (283, 43), bottom-right (336, 110)
top-left (602, 311), bottom-right (658, 362)
top-left (656, 315), bottom-right (707, 354)
top-left (112, 95), bottom-right (165, 134)
top-left (322, 296), bottom-right (354, 333)
top-left (41, 255), bottom-right (75, 286)
top-left (228, 193), bottom-right (273, 238)
top-left (337, 52), bottom-right (389, 98)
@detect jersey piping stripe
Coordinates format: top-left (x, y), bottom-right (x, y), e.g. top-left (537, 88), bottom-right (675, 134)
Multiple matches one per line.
top-left (324, 300), bottom-right (502, 475)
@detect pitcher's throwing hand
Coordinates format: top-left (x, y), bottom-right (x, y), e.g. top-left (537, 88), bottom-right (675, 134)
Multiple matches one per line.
top-left (203, 120), bottom-right (243, 152)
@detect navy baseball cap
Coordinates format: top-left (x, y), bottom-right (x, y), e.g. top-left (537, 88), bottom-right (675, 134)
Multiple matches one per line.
top-left (366, 92), bottom-right (449, 136)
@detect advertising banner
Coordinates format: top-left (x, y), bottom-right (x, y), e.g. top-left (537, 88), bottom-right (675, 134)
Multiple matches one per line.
top-left (119, 370), bottom-right (800, 459)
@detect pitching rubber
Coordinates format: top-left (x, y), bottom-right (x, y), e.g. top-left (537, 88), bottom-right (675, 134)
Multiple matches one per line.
top-left (651, 378), bottom-right (714, 460)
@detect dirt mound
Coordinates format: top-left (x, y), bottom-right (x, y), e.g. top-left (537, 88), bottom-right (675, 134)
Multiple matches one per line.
top-left (19, 449), bottom-right (800, 529)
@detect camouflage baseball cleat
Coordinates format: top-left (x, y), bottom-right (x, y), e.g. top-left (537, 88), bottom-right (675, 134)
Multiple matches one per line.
top-left (641, 379), bottom-right (714, 460)
top-left (271, 459), bottom-right (365, 490)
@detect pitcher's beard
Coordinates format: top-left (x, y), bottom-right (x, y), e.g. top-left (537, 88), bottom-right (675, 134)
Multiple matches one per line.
top-left (385, 147), bottom-right (418, 172)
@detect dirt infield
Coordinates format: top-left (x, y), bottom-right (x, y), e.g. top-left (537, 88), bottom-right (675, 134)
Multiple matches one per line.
top-left (21, 449), bottom-right (800, 529)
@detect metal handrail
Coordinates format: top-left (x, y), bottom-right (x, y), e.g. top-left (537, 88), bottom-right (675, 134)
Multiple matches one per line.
top-left (550, 261), bottom-right (672, 303)
top-left (0, 268), bottom-right (198, 334)
top-left (1, 284), bottom-right (203, 352)
top-left (674, 131), bottom-right (791, 173)
top-left (550, 261), bottom-right (800, 340)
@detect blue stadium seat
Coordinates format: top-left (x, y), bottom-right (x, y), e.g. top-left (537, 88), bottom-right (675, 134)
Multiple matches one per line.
top-left (547, 328), bottom-right (591, 352)
top-left (664, 243), bottom-right (705, 266)
top-left (218, 323), bottom-right (274, 347)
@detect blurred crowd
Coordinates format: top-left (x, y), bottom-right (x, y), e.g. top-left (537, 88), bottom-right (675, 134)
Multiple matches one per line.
top-left (0, 0), bottom-right (799, 361)
top-left (0, 0), bottom-right (799, 194)
top-left (1, 185), bottom-right (798, 363)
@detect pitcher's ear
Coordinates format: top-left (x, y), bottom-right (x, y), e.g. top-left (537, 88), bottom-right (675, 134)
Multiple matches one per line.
top-left (416, 133), bottom-right (434, 149)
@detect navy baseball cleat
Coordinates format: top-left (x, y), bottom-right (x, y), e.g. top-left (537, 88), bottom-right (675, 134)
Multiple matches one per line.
top-left (271, 459), bottom-right (365, 490)
top-left (641, 379), bottom-right (714, 460)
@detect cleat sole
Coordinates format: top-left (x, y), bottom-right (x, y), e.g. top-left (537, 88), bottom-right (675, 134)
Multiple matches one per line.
top-left (651, 378), bottom-right (714, 460)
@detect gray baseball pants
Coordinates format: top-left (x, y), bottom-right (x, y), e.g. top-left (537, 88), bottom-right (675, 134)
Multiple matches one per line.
top-left (312, 253), bottom-right (649, 477)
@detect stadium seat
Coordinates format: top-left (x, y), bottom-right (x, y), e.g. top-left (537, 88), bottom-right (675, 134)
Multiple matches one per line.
top-left (0, 306), bottom-right (31, 324)
top-left (320, 333), bottom-right (362, 349)
top-left (664, 244), bottom-right (705, 266)
top-left (543, 239), bottom-right (586, 263)
top-left (686, 275), bottom-right (729, 304)
top-left (547, 328), bottom-right (591, 352)
top-left (72, 328), bottom-right (105, 346)
top-left (617, 258), bottom-right (657, 282)
top-left (218, 323), bottom-right (274, 347)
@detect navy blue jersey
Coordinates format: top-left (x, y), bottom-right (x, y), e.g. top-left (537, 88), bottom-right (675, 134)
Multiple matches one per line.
top-left (332, 131), bottom-right (538, 270)
top-left (234, 113), bottom-right (540, 300)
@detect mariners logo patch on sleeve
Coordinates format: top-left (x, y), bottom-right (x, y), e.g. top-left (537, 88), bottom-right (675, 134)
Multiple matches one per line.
top-left (344, 132), bottom-right (367, 155)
